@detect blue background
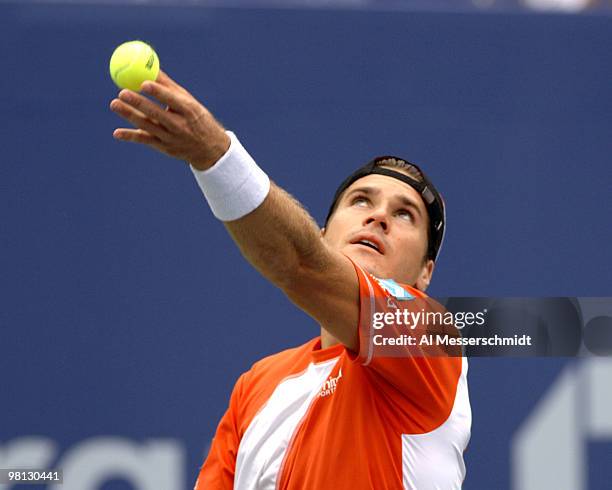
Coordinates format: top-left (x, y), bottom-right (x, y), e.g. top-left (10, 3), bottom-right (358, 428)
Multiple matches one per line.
top-left (1, 4), bottom-right (610, 489)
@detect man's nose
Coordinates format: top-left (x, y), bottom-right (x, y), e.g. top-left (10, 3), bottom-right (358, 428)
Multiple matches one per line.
top-left (364, 207), bottom-right (388, 231)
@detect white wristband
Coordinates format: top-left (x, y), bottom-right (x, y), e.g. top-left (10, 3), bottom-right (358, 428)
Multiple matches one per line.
top-left (190, 131), bottom-right (271, 221)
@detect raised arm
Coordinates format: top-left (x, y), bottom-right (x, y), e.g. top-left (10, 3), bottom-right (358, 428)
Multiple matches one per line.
top-left (110, 72), bottom-right (359, 350)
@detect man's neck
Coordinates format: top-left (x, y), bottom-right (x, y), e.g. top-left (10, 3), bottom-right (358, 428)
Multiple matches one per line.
top-left (320, 326), bottom-right (341, 349)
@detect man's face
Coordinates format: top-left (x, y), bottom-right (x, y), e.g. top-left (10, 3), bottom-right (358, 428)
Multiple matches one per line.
top-left (322, 172), bottom-right (434, 290)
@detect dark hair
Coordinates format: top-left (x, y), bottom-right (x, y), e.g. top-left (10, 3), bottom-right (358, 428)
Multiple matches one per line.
top-left (324, 156), bottom-right (446, 262)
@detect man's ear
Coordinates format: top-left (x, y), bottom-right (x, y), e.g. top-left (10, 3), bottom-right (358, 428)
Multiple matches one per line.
top-left (415, 259), bottom-right (435, 291)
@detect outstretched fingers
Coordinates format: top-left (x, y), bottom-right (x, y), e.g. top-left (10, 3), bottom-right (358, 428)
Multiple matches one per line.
top-left (111, 70), bottom-right (226, 166)
top-left (113, 128), bottom-right (162, 147)
top-left (117, 89), bottom-right (182, 133)
top-left (140, 81), bottom-right (193, 116)
top-left (110, 98), bottom-right (168, 140)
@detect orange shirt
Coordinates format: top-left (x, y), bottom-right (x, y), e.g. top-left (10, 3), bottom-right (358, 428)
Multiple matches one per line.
top-left (196, 260), bottom-right (471, 489)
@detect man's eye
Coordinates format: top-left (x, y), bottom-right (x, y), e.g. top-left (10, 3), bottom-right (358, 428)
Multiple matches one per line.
top-left (397, 209), bottom-right (413, 221)
top-left (352, 197), bottom-right (369, 206)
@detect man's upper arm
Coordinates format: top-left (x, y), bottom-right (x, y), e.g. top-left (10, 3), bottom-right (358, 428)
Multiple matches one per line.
top-left (282, 242), bottom-right (360, 351)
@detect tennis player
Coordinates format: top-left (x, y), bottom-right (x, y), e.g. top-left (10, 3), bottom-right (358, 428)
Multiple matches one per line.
top-left (111, 71), bottom-right (471, 489)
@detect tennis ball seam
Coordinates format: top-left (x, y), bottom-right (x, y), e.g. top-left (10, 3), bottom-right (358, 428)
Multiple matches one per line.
top-left (112, 63), bottom-right (133, 85)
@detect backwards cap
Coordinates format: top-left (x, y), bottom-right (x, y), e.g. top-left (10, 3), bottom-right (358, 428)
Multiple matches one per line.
top-left (324, 156), bottom-right (446, 261)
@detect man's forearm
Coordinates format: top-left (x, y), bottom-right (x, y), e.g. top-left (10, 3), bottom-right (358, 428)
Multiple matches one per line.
top-left (188, 130), bottom-right (334, 292)
top-left (223, 182), bottom-right (328, 290)
top-left (191, 133), bottom-right (359, 348)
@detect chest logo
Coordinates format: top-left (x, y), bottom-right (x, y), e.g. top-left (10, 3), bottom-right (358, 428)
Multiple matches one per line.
top-left (319, 368), bottom-right (343, 398)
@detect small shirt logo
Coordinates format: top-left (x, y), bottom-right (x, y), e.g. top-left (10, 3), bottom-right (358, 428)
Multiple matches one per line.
top-left (319, 369), bottom-right (343, 398)
top-left (373, 278), bottom-right (414, 301)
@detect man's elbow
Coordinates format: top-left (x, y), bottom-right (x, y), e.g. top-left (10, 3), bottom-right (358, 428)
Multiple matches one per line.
top-left (281, 240), bottom-right (333, 290)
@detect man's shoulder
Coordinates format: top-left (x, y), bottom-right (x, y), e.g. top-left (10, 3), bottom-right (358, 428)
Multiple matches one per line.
top-left (244, 337), bottom-right (319, 384)
top-left (248, 337), bottom-right (319, 375)
top-left (235, 337), bottom-right (321, 407)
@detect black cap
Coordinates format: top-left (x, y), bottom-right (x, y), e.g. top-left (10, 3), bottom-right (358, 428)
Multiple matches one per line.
top-left (324, 156), bottom-right (446, 261)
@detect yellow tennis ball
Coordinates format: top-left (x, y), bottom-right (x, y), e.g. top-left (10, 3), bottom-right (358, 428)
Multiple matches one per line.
top-left (109, 41), bottom-right (160, 91)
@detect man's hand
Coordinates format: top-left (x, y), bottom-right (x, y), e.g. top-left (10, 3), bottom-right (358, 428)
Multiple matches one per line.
top-left (110, 71), bottom-right (230, 170)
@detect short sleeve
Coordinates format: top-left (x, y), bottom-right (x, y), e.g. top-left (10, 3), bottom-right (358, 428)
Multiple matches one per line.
top-left (345, 256), bottom-right (463, 427)
top-left (194, 373), bottom-right (245, 490)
